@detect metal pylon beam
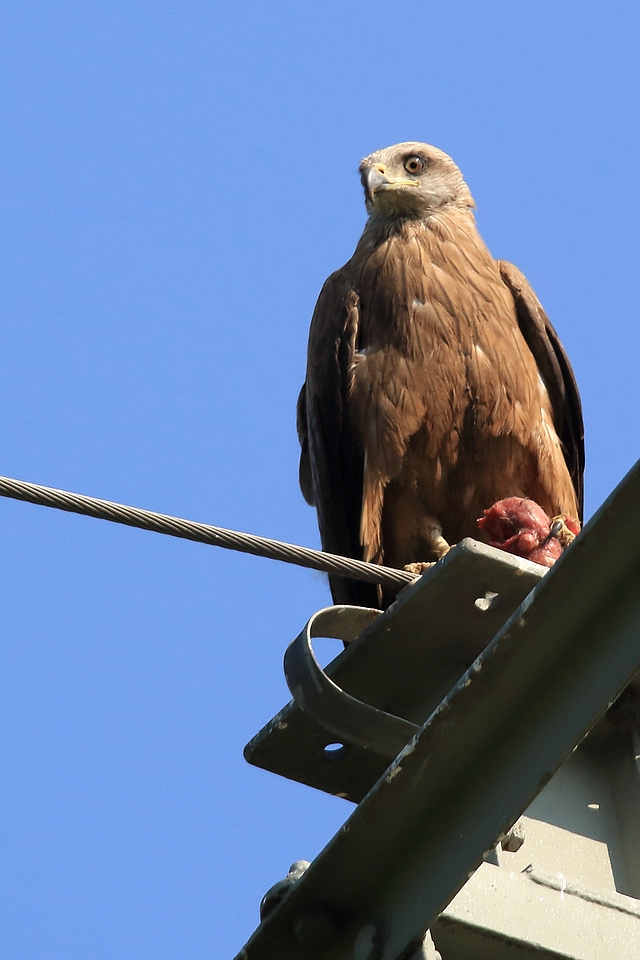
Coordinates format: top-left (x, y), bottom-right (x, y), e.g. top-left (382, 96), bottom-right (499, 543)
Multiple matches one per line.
top-left (236, 459), bottom-right (640, 960)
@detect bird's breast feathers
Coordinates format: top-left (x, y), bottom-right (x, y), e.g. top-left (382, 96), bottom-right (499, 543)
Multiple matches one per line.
top-left (349, 216), bottom-right (551, 461)
top-left (342, 215), bottom-right (576, 556)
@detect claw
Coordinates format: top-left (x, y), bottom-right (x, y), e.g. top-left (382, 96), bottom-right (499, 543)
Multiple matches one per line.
top-left (431, 537), bottom-right (452, 560)
top-left (549, 515), bottom-right (578, 548)
top-left (404, 561), bottom-right (436, 575)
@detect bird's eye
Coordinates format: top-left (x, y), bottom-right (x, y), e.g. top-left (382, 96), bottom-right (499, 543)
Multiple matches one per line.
top-left (404, 155), bottom-right (426, 174)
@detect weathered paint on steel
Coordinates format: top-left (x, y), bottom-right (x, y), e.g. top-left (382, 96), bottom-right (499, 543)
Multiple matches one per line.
top-left (236, 459), bottom-right (640, 960)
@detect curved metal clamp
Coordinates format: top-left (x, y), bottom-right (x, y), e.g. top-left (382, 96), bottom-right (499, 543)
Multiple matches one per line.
top-left (284, 606), bottom-right (419, 760)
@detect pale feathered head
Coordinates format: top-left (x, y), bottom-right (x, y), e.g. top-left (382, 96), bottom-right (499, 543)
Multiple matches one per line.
top-left (359, 142), bottom-right (474, 220)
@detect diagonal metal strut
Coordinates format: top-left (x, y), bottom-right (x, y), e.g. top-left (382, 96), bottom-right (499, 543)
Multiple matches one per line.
top-left (236, 459), bottom-right (640, 960)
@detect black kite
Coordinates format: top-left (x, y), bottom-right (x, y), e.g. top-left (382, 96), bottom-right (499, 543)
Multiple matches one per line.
top-left (298, 142), bottom-right (584, 607)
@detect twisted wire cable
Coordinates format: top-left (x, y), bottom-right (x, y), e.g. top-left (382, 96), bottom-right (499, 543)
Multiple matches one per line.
top-left (0, 475), bottom-right (416, 591)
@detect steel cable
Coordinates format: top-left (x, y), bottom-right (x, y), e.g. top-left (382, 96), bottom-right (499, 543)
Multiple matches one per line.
top-left (0, 475), bottom-right (417, 591)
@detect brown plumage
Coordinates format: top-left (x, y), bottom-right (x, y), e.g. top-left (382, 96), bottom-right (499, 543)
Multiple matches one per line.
top-left (297, 142), bottom-right (584, 607)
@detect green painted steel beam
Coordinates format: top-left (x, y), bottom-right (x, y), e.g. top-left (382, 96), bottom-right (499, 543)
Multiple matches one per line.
top-left (246, 539), bottom-right (547, 803)
top-left (235, 459), bottom-right (640, 960)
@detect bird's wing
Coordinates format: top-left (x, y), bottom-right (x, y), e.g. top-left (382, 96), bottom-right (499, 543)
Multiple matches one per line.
top-left (300, 269), bottom-right (380, 607)
top-left (498, 260), bottom-right (585, 520)
top-left (296, 384), bottom-right (314, 506)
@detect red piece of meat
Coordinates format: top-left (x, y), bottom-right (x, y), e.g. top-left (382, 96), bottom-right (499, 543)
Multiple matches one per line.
top-left (477, 497), bottom-right (580, 568)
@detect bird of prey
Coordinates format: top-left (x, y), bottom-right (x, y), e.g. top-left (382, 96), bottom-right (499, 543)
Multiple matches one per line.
top-left (297, 142), bottom-right (584, 608)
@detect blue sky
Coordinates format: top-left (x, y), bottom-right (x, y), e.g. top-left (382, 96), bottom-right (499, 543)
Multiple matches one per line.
top-left (1, 3), bottom-right (639, 957)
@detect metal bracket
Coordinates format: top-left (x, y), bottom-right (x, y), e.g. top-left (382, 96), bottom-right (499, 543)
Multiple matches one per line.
top-left (246, 539), bottom-right (547, 802)
top-left (237, 460), bottom-right (640, 960)
top-left (284, 606), bottom-right (418, 759)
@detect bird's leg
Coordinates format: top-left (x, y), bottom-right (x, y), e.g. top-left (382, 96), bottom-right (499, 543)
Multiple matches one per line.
top-left (420, 516), bottom-right (453, 559)
top-left (404, 517), bottom-right (452, 575)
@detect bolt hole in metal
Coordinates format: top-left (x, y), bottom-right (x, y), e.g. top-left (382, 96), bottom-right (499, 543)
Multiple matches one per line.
top-left (475, 590), bottom-right (500, 612)
top-left (323, 742), bottom-right (348, 761)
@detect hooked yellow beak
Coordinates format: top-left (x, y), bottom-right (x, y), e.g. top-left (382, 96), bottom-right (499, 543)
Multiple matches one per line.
top-left (363, 165), bottom-right (420, 205)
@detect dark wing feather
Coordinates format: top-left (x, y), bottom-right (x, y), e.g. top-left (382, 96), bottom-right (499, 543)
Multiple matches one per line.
top-left (296, 385), bottom-right (314, 505)
top-left (498, 260), bottom-right (585, 520)
top-left (300, 271), bottom-right (379, 607)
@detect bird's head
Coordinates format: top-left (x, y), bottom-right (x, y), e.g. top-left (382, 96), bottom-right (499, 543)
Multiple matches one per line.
top-left (359, 142), bottom-right (474, 221)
